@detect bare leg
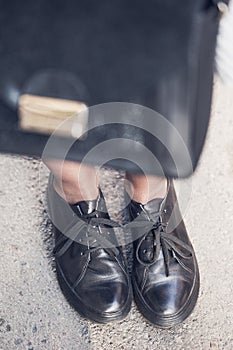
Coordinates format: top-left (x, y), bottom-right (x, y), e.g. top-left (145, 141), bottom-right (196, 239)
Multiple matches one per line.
top-left (44, 159), bottom-right (99, 204)
top-left (125, 172), bottom-right (167, 204)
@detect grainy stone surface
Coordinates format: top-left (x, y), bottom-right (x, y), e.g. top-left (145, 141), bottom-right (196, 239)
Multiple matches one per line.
top-left (0, 79), bottom-right (233, 349)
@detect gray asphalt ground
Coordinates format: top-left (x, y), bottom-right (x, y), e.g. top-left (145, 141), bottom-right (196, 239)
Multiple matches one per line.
top-left (0, 78), bottom-right (233, 350)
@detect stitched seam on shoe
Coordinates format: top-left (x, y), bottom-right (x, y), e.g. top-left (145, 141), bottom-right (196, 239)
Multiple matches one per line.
top-left (57, 257), bottom-right (90, 290)
top-left (141, 266), bottom-right (149, 292)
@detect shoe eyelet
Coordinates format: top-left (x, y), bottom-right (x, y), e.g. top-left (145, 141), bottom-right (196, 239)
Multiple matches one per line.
top-left (163, 209), bottom-right (167, 213)
top-left (80, 252), bottom-right (83, 256)
top-left (143, 249), bottom-right (147, 254)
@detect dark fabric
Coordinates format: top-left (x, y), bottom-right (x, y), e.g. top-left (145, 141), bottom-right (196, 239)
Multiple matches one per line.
top-left (0, 0), bottom-right (221, 177)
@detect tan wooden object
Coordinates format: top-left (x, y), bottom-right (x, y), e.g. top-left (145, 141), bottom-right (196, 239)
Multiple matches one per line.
top-left (18, 94), bottom-right (88, 138)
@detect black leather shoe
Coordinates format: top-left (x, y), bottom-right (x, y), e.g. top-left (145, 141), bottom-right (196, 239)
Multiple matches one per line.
top-left (47, 175), bottom-right (132, 323)
top-left (125, 179), bottom-right (200, 328)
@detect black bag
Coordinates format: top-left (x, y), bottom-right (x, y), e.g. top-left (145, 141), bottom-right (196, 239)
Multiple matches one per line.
top-left (0, 0), bottom-right (228, 177)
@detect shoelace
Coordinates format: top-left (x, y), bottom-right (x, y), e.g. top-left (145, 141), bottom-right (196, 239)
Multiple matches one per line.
top-left (125, 212), bottom-right (193, 276)
top-left (53, 210), bottom-right (121, 258)
top-left (53, 207), bottom-right (193, 276)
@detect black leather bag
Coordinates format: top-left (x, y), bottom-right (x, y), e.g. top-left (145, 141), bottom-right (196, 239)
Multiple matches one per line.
top-left (0, 0), bottom-right (228, 177)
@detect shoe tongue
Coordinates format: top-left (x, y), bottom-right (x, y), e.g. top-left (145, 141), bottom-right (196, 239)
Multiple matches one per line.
top-left (71, 197), bottom-right (98, 216)
top-left (144, 197), bottom-right (163, 221)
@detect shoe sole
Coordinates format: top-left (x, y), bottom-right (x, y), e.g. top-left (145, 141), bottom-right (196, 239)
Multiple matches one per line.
top-left (132, 266), bottom-right (200, 328)
top-left (56, 262), bottom-right (132, 324)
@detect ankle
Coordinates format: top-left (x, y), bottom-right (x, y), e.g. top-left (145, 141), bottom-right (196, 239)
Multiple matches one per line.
top-left (53, 178), bottom-right (99, 204)
top-left (125, 177), bottom-right (167, 205)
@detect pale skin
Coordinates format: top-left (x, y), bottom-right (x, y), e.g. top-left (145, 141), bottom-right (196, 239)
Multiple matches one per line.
top-left (44, 159), bottom-right (167, 205)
